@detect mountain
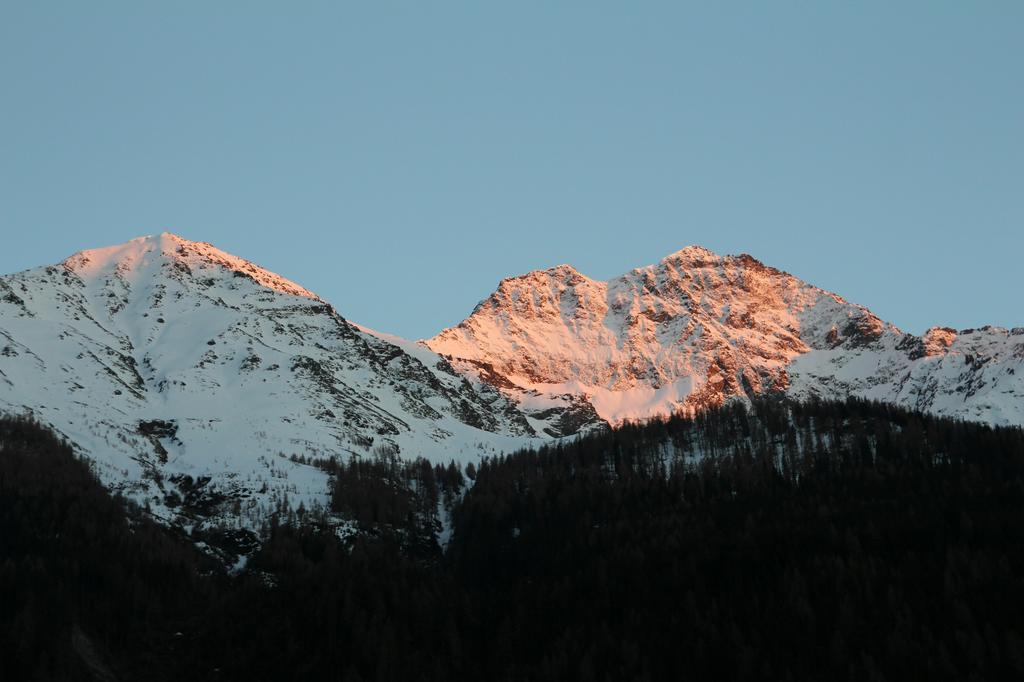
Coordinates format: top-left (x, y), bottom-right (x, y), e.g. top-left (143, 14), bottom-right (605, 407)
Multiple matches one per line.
top-left (0, 233), bottom-right (543, 528)
top-left (427, 246), bottom-right (1024, 429)
top-left (3, 235), bottom-right (1021, 529)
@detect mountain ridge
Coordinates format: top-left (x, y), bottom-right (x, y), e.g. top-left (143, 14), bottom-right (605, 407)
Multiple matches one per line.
top-left (2, 233), bottom-right (1021, 529)
top-left (426, 244), bottom-right (1022, 428)
top-left (0, 233), bottom-right (547, 531)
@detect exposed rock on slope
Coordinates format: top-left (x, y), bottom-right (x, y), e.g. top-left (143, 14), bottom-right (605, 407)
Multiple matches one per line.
top-left (0, 234), bottom-right (541, 527)
top-left (3, 234), bottom-right (1020, 528)
top-left (427, 247), bottom-right (1024, 429)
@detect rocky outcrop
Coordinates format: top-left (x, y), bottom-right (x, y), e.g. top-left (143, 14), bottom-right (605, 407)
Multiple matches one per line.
top-left (0, 233), bottom-right (545, 529)
top-left (428, 246), bottom-right (1024, 429)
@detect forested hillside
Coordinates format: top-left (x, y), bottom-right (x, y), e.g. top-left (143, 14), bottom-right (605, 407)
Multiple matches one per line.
top-left (450, 399), bottom-right (1024, 680)
top-left (4, 399), bottom-right (1024, 681)
top-left (0, 415), bottom-right (217, 681)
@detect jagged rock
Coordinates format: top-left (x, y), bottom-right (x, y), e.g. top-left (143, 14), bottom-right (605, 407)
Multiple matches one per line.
top-left (3, 233), bottom-right (1021, 532)
top-left (428, 246), bottom-right (1024, 430)
top-left (0, 233), bottom-right (546, 527)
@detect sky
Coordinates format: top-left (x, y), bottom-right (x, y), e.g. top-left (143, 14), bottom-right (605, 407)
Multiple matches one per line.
top-left (1, 2), bottom-right (1021, 339)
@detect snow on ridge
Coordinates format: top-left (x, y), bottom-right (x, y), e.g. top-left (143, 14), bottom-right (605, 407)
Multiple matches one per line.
top-left (427, 243), bottom-right (1021, 429)
top-left (62, 232), bottom-right (321, 301)
top-left (0, 233), bottom-right (549, 532)
top-left (2, 231), bottom-right (1022, 537)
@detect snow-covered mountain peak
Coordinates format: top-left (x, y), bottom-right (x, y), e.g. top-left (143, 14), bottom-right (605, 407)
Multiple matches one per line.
top-left (496, 263), bottom-right (591, 288)
top-left (428, 245), bottom-right (1022, 429)
top-left (0, 234), bottom-right (547, 530)
top-left (3, 234), bottom-right (1022, 531)
top-left (658, 244), bottom-right (721, 267)
top-left (61, 233), bottom-right (167, 277)
top-left (62, 232), bottom-right (321, 301)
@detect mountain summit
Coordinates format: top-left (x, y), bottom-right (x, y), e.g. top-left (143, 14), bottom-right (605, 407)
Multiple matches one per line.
top-left (428, 247), bottom-right (1024, 429)
top-left (0, 233), bottom-right (540, 527)
top-left (62, 232), bottom-right (322, 301)
top-left (1, 235), bottom-right (1022, 526)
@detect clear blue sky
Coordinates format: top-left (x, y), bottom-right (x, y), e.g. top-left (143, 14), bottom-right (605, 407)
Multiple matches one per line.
top-left (2, 2), bottom-right (1021, 339)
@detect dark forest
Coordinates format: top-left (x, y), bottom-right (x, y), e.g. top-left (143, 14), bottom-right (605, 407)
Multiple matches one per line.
top-left (4, 397), bottom-right (1024, 681)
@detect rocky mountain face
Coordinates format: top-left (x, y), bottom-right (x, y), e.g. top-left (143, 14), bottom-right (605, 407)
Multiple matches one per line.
top-left (0, 234), bottom-right (543, 528)
top-left (2, 235), bottom-right (1021, 528)
top-left (427, 246), bottom-right (1024, 430)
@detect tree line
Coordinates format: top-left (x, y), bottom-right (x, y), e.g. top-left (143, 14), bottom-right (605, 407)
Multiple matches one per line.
top-left (3, 397), bottom-right (1024, 680)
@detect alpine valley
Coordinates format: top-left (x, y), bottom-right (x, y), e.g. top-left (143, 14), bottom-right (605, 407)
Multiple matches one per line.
top-left (1, 233), bottom-right (1022, 528)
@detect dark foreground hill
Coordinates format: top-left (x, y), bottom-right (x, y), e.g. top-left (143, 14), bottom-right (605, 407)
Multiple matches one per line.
top-left (4, 398), bottom-right (1024, 681)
